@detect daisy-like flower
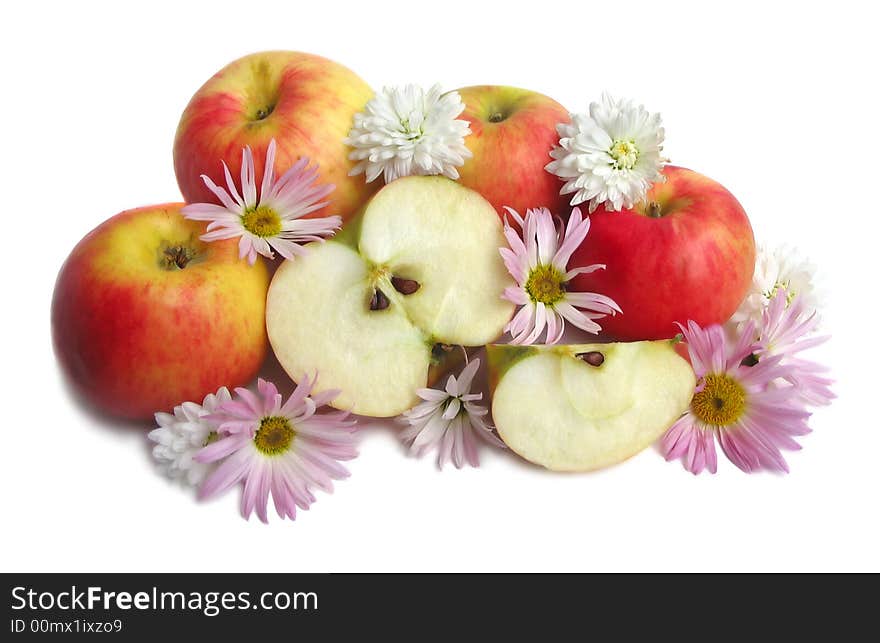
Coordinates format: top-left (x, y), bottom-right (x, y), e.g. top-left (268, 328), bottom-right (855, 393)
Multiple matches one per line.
top-left (194, 378), bottom-right (357, 523)
top-left (399, 358), bottom-right (505, 469)
top-left (182, 139), bottom-right (339, 265)
top-left (730, 244), bottom-right (819, 329)
top-left (344, 84), bottom-right (472, 183)
top-left (148, 387), bottom-right (232, 487)
top-left (661, 320), bottom-right (812, 475)
top-left (500, 206), bottom-right (621, 345)
top-left (546, 93), bottom-right (666, 212)
top-left (756, 289), bottom-right (834, 407)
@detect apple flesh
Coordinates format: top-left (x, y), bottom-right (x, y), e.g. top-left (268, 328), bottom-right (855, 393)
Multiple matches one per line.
top-left (455, 85), bottom-right (571, 218)
top-left (174, 51), bottom-right (377, 223)
top-left (487, 341), bottom-right (695, 471)
top-left (571, 165), bottom-right (756, 340)
top-left (52, 204), bottom-right (270, 419)
top-left (267, 177), bottom-right (515, 417)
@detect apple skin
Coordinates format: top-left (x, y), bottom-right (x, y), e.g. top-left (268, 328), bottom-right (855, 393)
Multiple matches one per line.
top-left (52, 204), bottom-right (270, 420)
top-left (174, 51), bottom-right (377, 223)
top-left (455, 85), bottom-right (571, 218)
top-left (571, 165), bottom-right (756, 341)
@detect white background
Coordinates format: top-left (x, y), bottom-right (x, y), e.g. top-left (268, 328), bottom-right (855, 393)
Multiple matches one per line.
top-left (2, 0), bottom-right (877, 572)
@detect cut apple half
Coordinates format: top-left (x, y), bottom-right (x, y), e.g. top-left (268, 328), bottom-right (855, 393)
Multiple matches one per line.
top-left (487, 341), bottom-right (696, 471)
top-left (267, 177), bottom-right (515, 417)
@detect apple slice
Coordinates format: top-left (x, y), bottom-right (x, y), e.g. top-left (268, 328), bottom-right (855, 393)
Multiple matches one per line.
top-left (267, 177), bottom-right (515, 417)
top-left (487, 342), bottom-right (696, 471)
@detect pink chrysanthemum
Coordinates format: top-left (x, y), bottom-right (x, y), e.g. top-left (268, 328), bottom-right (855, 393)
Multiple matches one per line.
top-left (194, 377), bottom-right (357, 523)
top-left (661, 320), bottom-right (812, 475)
top-left (182, 139), bottom-right (340, 265)
top-left (756, 289), bottom-right (834, 407)
top-left (399, 358), bottom-right (505, 469)
top-left (499, 206), bottom-right (621, 344)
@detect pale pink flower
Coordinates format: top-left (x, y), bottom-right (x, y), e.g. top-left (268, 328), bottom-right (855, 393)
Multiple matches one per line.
top-left (194, 377), bottom-right (357, 523)
top-left (756, 289), bottom-right (834, 407)
top-left (661, 320), bottom-right (812, 475)
top-left (399, 358), bottom-right (505, 469)
top-left (182, 139), bottom-right (340, 265)
top-left (499, 206), bottom-right (621, 345)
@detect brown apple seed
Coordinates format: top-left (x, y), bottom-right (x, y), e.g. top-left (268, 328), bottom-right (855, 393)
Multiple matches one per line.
top-left (370, 288), bottom-right (391, 311)
top-left (391, 276), bottom-right (420, 295)
top-left (577, 351), bottom-right (605, 367)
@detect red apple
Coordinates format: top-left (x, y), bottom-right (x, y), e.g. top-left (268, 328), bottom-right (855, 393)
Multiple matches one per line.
top-left (571, 166), bottom-right (756, 340)
top-left (52, 204), bottom-right (270, 420)
top-left (455, 85), bottom-right (571, 218)
top-left (174, 51), bottom-right (377, 223)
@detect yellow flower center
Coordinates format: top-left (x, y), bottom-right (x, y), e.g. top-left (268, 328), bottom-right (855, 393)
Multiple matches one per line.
top-left (610, 139), bottom-right (640, 170)
top-left (242, 205), bottom-right (282, 237)
top-left (765, 281), bottom-right (796, 306)
top-left (203, 431), bottom-right (220, 447)
top-left (690, 374), bottom-right (747, 427)
top-left (254, 416), bottom-right (295, 456)
top-left (525, 264), bottom-right (567, 306)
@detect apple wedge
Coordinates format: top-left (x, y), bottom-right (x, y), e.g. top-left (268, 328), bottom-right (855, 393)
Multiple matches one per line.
top-left (267, 177), bottom-right (515, 417)
top-left (487, 342), bottom-right (696, 471)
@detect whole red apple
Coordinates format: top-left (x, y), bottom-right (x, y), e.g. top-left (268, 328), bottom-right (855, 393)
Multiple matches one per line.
top-left (174, 51), bottom-right (377, 223)
top-left (455, 85), bottom-right (571, 218)
top-left (52, 204), bottom-right (270, 420)
top-left (571, 166), bottom-right (756, 340)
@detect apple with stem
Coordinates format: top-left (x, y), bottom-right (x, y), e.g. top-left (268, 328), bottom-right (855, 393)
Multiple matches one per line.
top-left (455, 85), bottom-right (571, 218)
top-left (571, 165), bottom-right (756, 340)
top-left (52, 204), bottom-right (269, 419)
top-left (174, 51), bottom-right (377, 223)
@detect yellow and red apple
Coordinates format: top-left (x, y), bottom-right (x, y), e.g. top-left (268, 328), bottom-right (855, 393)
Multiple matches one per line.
top-left (174, 51), bottom-right (377, 223)
top-left (455, 85), bottom-right (571, 218)
top-left (571, 166), bottom-right (756, 340)
top-left (52, 204), bottom-right (270, 419)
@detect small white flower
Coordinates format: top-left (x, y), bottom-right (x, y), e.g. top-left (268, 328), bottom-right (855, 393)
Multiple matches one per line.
top-left (148, 387), bottom-right (231, 486)
top-left (729, 244), bottom-right (819, 330)
top-left (344, 84), bottom-right (472, 184)
top-left (546, 94), bottom-right (666, 212)
top-left (399, 359), bottom-right (505, 469)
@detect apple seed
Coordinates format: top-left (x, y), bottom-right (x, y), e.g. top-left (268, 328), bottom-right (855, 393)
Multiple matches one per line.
top-left (391, 276), bottom-right (420, 295)
top-left (370, 288), bottom-right (391, 311)
top-left (577, 351), bottom-right (605, 367)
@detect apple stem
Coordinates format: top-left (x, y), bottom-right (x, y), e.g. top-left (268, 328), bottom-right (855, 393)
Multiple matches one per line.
top-left (646, 201), bottom-right (663, 218)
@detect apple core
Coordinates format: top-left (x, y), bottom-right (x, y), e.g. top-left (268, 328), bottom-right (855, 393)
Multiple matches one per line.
top-left (690, 374), bottom-right (746, 426)
top-left (254, 416), bottom-right (295, 456)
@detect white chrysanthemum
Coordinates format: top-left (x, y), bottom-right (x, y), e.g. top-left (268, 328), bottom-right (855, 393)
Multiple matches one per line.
top-left (546, 94), bottom-right (666, 212)
top-left (344, 84), bottom-right (472, 183)
top-left (729, 245), bottom-right (819, 329)
top-left (148, 387), bottom-right (231, 486)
